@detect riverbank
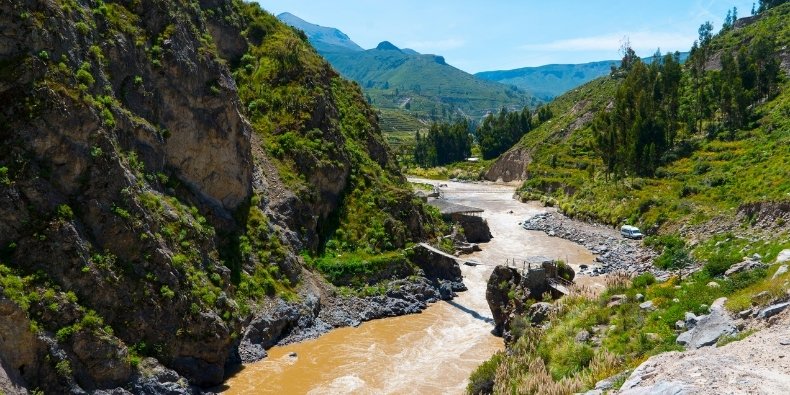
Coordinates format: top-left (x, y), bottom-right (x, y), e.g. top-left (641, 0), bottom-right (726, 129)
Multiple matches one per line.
top-left (521, 212), bottom-right (669, 280)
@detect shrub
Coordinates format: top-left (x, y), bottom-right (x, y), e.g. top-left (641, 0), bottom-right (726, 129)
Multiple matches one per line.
top-left (76, 68), bottom-right (94, 86)
top-left (75, 21), bottom-right (90, 35)
top-left (703, 253), bottom-right (740, 276)
top-left (0, 166), bottom-right (9, 185)
top-left (56, 204), bottom-right (74, 220)
top-left (101, 107), bottom-right (115, 128)
top-left (90, 146), bottom-right (103, 158)
top-left (632, 273), bottom-right (656, 288)
top-left (160, 285), bottom-right (175, 299)
top-left (55, 360), bottom-right (72, 377)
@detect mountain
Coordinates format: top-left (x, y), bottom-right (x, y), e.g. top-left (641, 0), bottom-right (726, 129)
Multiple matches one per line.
top-left (477, 53), bottom-right (690, 101)
top-left (476, 60), bottom-right (619, 101)
top-left (278, 14), bottom-right (536, 120)
top-left (277, 12), bottom-right (363, 52)
top-left (0, 1), bottom-right (450, 393)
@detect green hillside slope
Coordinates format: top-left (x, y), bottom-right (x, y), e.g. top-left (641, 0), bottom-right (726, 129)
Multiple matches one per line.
top-left (488, 5), bottom-right (790, 242)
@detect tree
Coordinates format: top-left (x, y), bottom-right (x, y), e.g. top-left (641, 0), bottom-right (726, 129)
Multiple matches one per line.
top-left (477, 107), bottom-right (532, 160)
top-left (412, 120), bottom-right (472, 167)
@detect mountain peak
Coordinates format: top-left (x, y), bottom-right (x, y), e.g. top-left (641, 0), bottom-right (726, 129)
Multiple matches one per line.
top-left (375, 41), bottom-right (402, 52)
top-left (277, 12), bottom-right (363, 52)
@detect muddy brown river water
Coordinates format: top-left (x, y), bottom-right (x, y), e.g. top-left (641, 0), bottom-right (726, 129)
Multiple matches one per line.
top-left (223, 179), bottom-right (596, 394)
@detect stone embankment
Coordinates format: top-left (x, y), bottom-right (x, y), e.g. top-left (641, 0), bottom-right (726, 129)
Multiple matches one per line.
top-left (521, 213), bottom-right (668, 279)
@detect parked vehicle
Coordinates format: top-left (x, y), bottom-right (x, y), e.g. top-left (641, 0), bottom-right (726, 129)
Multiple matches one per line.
top-left (620, 225), bottom-right (643, 239)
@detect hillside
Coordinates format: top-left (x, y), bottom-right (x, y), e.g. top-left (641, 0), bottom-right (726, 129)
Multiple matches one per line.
top-left (278, 14), bottom-right (537, 120)
top-left (486, 6), bottom-right (789, 240)
top-left (473, 5), bottom-right (790, 393)
top-left (0, 1), bottom-right (448, 393)
top-left (476, 53), bottom-right (690, 101)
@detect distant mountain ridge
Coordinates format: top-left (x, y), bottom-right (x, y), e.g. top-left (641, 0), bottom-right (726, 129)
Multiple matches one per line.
top-left (277, 12), bottom-right (363, 53)
top-left (477, 53), bottom-right (689, 100)
top-left (277, 13), bottom-right (535, 120)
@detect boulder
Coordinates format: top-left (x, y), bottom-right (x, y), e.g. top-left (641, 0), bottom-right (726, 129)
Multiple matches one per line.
top-left (724, 257), bottom-right (765, 276)
top-left (777, 249), bottom-right (790, 264)
top-left (639, 300), bottom-right (655, 311)
top-left (456, 215), bottom-right (492, 243)
top-left (528, 302), bottom-right (555, 324)
top-left (757, 302), bottom-right (790, 319)
top-left (608, 294), bottom-right (627, 307)
top-left (411, 244), bottom-right (463, 283)
top-left (575, 329), bottom-right (591, 343)
top-left (772, 264), bottom-right (788, 280)
top-left (676, 298), bottom-right (737, 349)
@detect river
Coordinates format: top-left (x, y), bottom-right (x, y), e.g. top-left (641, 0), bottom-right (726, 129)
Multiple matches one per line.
top-left (223, 179), bottom-right (597, 394)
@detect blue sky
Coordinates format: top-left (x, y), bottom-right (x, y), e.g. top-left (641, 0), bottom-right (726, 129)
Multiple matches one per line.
top-left (256, 1), bottom-right (755, 73)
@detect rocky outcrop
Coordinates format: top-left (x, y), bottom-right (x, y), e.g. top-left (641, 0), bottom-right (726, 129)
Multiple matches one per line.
top-left (0, 295), bottom-right (51, 393)
top-left (486, 266), bottom-right (522, 336)
top-left (411, 244), bottom-right (464, 285)
top-left (456, 215), bottom-right (492, 243)
top-left (617, 309), bottom-right (790, 395)
top-left (484, 147), bottom-right (531, 182)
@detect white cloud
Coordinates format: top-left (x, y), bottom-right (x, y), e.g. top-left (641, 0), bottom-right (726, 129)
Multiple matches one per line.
top-left (404, 38), bottom-right (465, 52)
top-left (520, 31), bottom-right (697, 54)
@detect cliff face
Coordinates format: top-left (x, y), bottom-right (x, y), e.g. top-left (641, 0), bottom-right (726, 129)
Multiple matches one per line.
top-left (0, 0), bottom-right (440, 393)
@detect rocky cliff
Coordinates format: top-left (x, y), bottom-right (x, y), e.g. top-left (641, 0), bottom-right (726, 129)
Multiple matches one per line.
top-left (0, 0), bottom-right (443, 393)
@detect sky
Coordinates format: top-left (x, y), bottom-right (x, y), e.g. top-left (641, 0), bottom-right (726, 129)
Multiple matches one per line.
top-left (256, 0), bottom-right (756, 73)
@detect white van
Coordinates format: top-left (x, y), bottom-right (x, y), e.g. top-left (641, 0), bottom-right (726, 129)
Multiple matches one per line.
top-left (620, 225), bottom-right (643, 239)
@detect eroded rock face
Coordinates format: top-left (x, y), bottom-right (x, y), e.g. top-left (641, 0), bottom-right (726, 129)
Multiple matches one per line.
top-left (0, 296), bottom-right (43, 391)
top-left (411, 244), bottom-right (464, 284)
top-left (484, 147), bottom-right (531, 182)
top-left (0, 0), bottom-right (248, 388)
